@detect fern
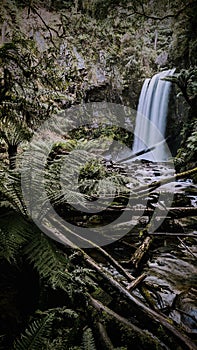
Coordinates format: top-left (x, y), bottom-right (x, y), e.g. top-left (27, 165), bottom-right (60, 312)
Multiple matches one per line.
top-left (23, 230), bottom-right (68, 280)
top-left (0, 171), bottom-right (28, 215)
top-left (82, 328), bottom-right (97, 350)
top-left (37, 306), bottom-right (79, 320)
top-left (23, 230), bottom-right (88, 297)
top-left (0, 212), bottom-right (31, 262)
top-left (13, 314), bottom-right (54, 350)
top-left (21, 307), bottom-right (81, 350)
top-left (50, 270), bottom-right (73, 294)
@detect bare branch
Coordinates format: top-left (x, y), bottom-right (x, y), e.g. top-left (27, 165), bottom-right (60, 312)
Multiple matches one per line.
top-left (128, 1), bottom-right (193, 21)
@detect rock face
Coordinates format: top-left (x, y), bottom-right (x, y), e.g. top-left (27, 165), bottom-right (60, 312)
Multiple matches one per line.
top-left (0, 1), bottom-right (196, 157)
top-left (0, 2), bottom-right (176, 106)
top-left (165, 85), bottom-right (186, 157)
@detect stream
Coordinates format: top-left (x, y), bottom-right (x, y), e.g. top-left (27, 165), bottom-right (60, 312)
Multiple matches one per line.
top-left (100, 160), bottom-right (197, 338)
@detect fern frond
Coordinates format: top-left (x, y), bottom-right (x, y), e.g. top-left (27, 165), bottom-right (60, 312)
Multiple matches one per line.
top-left (0, 171), bottom-right (27, 215)
top-left (13, 314), bottom-right (54, 350)
top-left (23, 230), bottom-right (89, 298)
top-left (23, 231), bottom-right (68, 280)
top-left (50, 270), bottom-right (73, 293)
top-left (0, 118), bottom-right (31, 146)
top-left (82, 328), bottom-right (96, 350)
top-left (0, 212), bottom-right (31, 262)
top-left (37, 306), bottom-right (79, 320)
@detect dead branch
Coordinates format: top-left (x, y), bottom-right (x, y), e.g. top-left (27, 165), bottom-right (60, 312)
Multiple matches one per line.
top-left (97, 322), bottom-right (114, 350)
top-left (89, 296), bottom-right (168, 350)
top-left (48, 215), bottom-right (136, 283)
top-left (42, 221), bottom-right (196, 349)
top-left (177, 237), bottom-right (197, 259)
top-left (126, 272), bottom-right (146, 291)
top-left (127, 1), bottom-right (194, 21)
top-left (108, 207), bottom-right (197, 219)
top-left (85, 255), bottom-right (196, 350)
top-left (129, 235), bottom-right (153, 268)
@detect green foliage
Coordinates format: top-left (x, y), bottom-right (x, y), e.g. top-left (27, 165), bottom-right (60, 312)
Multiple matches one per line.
top-left (0, 166), bottom-right (98, 348)
top-left (0, 171), bottom-right (27, 214)
top-left (82, 328), bottom-right (97, 350)
top-left (0, 10), bottom-right (68, 166)
top-left (69, 125), bottom-right (133, 148)
top-left (163, 68), bottom-right (197, 108)
top-left (0, 212), bottom-right (30, 263)
top-left (0, 118), bottom-right (32, 147)
top-left (79, 159), bottom-right (128, 197)
top-left (12, 306), bottom-right (81, 350)
top-left (1, 1), bottom-right (196, 349)
top-left (166, 68), bottom-right (197, 171)
top-left (175, 119), bottom-right (197, 173)
top-left (13, 313), bottom-right (54, 350)
top-left (168, 1), bottom-right (197, 67)
top-left (24, 230), bottom-right (68, 280)
top-left (187, 130), bottom-right (197, 154)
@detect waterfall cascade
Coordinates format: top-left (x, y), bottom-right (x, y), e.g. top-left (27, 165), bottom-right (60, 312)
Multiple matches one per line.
top-left (132, 69), bottom-right (175, 161)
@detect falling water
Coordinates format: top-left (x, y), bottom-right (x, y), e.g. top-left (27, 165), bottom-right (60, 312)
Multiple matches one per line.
top-left (132, 69), bottom-right (175, 161)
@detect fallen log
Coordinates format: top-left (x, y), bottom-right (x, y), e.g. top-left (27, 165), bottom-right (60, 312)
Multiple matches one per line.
top-left (84, 254), bottom-right (196, 350)
top-left (97, 322), bottom-right (114, 350)
top-left (113, 207), bottom-right (197, 218)
top-left (136, 232), bottom-right (196, 237)
top-left (47, 216), bottom-right (136, 283)
top-left (42, 220), bottom-right (196, 349)
top-left (89, 296), bottom-right (169, 350)
top-left (95, 167), bottom-right (197, 201)
top-left (44, 216), bottom-right (168, 312)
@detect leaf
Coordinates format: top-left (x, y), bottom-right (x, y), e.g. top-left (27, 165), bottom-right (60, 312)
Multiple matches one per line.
top-left (24, 230), bottom-right (68, 280)
top-left (0, 212), bottom-right (30, 262)
top-left (82, 328), bottom-right (96, 350)
top-left (13, 314), bottom-right (54, 350)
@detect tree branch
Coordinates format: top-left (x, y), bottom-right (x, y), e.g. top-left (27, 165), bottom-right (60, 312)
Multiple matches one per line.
top-left (128, 1), bottom-right (193, 21)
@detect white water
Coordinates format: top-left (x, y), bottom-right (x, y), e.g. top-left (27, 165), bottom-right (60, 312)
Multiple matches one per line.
top-left (132, 69), bottom-right (175, 161)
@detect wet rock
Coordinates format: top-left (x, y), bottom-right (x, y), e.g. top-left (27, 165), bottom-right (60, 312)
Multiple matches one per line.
top-left (171, 289), bottom-right (197, 335)
top-left (145, 245), bottom-right (197, 334)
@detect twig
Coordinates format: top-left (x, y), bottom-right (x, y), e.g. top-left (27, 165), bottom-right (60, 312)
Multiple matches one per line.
top-left (177, 237), bottom-right (197, 259)
top-left (127, 1), bottom-right (193, 21)
top-left (126, 273), bottom-right (146, 291)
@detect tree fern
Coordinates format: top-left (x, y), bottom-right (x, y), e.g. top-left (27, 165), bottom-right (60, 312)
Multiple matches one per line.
top-left (13, 313), bottom-right (54, 350)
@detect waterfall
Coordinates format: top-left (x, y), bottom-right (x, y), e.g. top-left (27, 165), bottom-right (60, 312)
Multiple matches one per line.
top-left (132, 69), bottom-right (175, 161)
